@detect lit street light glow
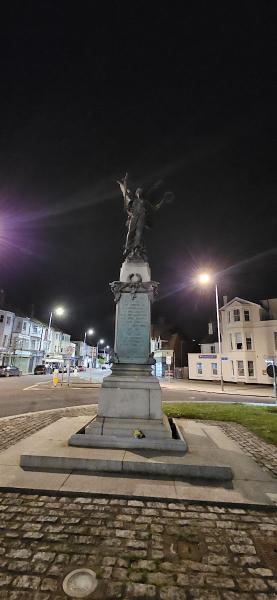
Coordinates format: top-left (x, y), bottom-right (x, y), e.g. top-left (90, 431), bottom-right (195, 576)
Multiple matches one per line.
top-left (55, 306), bottom-right (65, 316)
top-left (87, 328), bottom-right (94, 335)
top-left (198, 272), bottom-right (211, 285)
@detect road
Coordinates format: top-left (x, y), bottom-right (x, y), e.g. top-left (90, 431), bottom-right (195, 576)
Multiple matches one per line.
top-left (0, 374), bottom-right (100, 417)
top-left (0, 372), bottom-right (274, 418)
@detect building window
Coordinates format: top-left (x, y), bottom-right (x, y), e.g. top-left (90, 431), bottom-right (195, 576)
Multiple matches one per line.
top-left (274, 332), bottom-right (277, 350)
top-left (235, 332), bottom-right (243, 350)
top-left (6, 316), bottom-right (11, 325)
top-left (3, 335), bottom-right (8, 346)
top-left (229, 334), bottom-right (233, 350)
top-left (0, 315), bottom-right (3, 323)
top-left (244, 310), bottom-right (250, 321)
top-left (231, 360), bottom-right (234, 376)
top-left (246, 336), bottom-right (252, 350)
top-left (237, 360), bottom-right (244, 376)
top-left (228, 311), bottom-right (231, 323)
top-left (211, 362), bottom-right (218, 375)
top-left (22, 322), bottom-right (27, 331)
top-left (32, 325), bottom-right (38, 334)
top-left (248, 361), bottom-right (254, 377)
top-left (233, 309), bottom-right (240, 322)
top-left (210, 345), bottom-right (215, 353)
top-left (196, 362), bottom-right (203, 375)
top-left (31, 339), bottom-right (36, 349)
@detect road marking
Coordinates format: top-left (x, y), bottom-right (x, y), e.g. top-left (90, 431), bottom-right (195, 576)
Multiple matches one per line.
top-left (23, 380), bottom-right (52, 391)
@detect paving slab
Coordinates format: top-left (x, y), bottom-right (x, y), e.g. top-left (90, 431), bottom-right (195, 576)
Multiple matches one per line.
top-left (0, 464), bottom-right (69, 489)
top-left (19, 417), bottom-right (233, 480)
top-left (0, 415), bottom-right (275, 505)
top-left (61, 471), bottom-right (178, 498)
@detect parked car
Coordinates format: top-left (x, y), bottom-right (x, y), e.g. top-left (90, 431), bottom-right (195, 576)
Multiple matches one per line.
top-left (0, 365), bottom-right (20, 377)
top-left (34, 365), bottom-right (51, 375)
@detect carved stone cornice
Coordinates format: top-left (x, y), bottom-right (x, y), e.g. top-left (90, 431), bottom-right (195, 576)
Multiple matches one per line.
top-left (110, 273), bottom-right (159, 303)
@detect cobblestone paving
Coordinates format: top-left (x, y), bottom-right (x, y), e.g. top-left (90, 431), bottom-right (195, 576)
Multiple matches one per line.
top-left (0, 410), bottom-right (277, 597)
top-left (0, 493), bottom-right (276, 599)
top-left (197, 421), bottom-right (277, 479)
top-left (0, 406), bottom-right (97, 452)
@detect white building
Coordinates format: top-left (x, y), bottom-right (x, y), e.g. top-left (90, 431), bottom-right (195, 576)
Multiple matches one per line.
top-left (9, 316), bottom-right (45, 373)
top-left (73, 341), bottom-right (95, 367)
top-left (45, 330), bottom-right (75, 366)
top-left (188, 297), bottom-right (277, 385)
top-left (0, 308), bottom-right (75, 373)
top-left (151, 337), bottom-right (174, 377)
top-left (0, 310), bottom-right (15, 366)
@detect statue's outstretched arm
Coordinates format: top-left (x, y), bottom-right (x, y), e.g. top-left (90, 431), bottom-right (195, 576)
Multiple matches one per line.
top-left (117, 173), bottom-right (131, 211)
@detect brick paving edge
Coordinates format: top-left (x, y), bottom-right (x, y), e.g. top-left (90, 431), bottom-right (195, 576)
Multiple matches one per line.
top-left (0, 485), bottom-right (276, 512)
top-left (0, 403), bottom-right (98, 422)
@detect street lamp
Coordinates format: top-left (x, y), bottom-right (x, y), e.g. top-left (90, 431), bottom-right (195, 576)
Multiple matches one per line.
top-left (197, 272), bottom-right (224, 392)
top-left (83, 328), bottom-right (95, 367)
top-left (96, 338), bottom-right (104, 368)
top-left (47, 306), bottom-right (65, 351)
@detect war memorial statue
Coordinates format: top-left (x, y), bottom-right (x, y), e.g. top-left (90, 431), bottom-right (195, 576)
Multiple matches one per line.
top-left (69, 174), bottom-right (186, 451)
top-left (117, 173), bottom-right (174, 261)
top-left (21, 175), bottom-right (233, 485)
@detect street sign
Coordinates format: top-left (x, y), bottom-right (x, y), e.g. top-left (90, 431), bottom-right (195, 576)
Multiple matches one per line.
top-left (266, 364), bottom-right (277, 378)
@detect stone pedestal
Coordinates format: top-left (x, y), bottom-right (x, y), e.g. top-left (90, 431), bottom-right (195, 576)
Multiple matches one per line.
top-left (69, 259), bottom-right (187, 452)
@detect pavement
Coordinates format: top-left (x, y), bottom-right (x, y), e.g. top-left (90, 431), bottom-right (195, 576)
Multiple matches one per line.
top-left (0, 394), bottom-right (277, 600)
top-left (3, 415), bottom-right (275, 505)
top-left (0, 402), bottom-right (276, 598)
top-left (160, 379), bottom-right (276, 399)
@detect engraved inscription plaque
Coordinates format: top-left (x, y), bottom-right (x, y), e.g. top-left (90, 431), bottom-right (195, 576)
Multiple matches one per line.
top-left (115, 293), bottom-right (150, 363)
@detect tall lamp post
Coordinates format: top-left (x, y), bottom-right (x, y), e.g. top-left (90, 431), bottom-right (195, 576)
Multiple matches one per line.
top-left (83, 328), bottom-right (94, 368)
top-left (197, 272), bottom-right (224, 392)
top-left (97, 338), bottom-right (104, 368)
top-left (47, 306), bottom-right (65, 353)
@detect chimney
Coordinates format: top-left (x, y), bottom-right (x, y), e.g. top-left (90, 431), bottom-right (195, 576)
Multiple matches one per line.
top-left (223, 295), bottom-right (228, 305)
top-left (208, 322), bottom-right (213, 335)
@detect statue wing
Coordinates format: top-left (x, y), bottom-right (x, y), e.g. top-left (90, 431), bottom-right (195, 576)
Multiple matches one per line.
top-left (145, 179), bottom-right (174, 210)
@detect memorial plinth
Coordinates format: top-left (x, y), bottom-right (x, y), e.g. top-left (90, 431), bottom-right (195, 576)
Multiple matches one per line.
top-left (70, 260), bottom-right (187, 451)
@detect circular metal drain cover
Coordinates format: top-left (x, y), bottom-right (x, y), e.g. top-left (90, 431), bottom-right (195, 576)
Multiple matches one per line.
top-left (63, 568), bottom-right (98, 598)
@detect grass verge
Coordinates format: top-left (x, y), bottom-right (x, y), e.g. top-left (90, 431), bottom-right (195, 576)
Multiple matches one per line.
top-left (163, 402), bottom-right (277, 446)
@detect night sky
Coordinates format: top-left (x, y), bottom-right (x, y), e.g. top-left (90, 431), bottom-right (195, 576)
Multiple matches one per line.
top-left (0, 1), bottom-right (276, 344)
